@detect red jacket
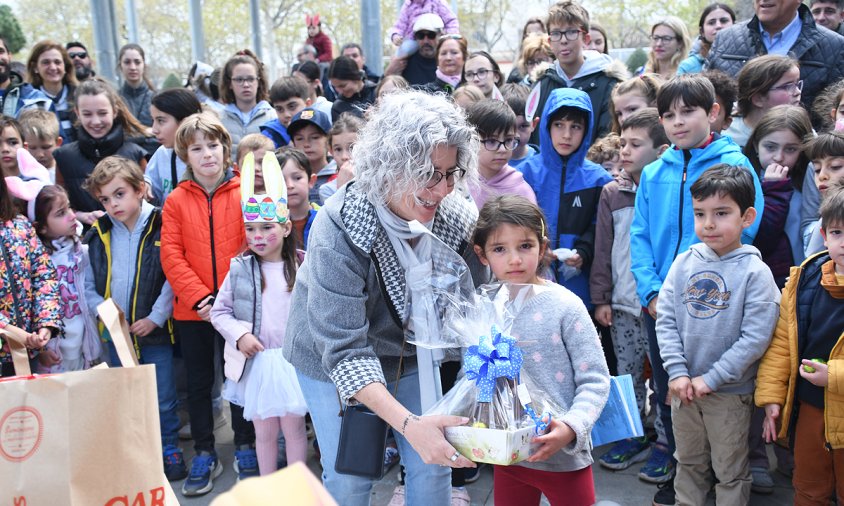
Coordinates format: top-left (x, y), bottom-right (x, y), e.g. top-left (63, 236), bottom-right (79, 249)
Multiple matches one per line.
top-left (306, 32), bottom-right (333, 63)
top-left (161, 172), bottom-right (245, 321)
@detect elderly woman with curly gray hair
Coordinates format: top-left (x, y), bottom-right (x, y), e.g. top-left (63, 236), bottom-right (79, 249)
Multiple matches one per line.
top-left (283, 90), bottom-right (483, 505)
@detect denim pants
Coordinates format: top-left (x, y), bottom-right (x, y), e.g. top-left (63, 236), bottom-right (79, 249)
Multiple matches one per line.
top-left (297, 369), bottom-right (451, 506)
top-left (644, 312), bottom-right (675, 452)
top-left (109, 342), bottom-right (180, 448)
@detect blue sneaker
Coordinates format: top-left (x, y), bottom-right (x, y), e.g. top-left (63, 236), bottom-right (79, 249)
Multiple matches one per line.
top-left (599, 437), bottom-right (651, 470)
top-left (233, 445), bottom-right (259, 480)
top-left (638, 443), bottom-right (675, 484)
top-left (163, 445), bottom-right (187, 481)
top-left (181, 451), bottom-right (222, 496)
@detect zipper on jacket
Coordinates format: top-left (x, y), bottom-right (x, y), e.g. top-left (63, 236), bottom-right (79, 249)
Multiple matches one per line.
top-left (129, 212), bottom-right (157, 360)
top-left (207, 195), bottom-right (219, 292)
top-left (671, 150), bottom-right (692, 260)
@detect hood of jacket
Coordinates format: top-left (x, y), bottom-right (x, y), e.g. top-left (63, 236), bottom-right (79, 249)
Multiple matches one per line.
top-left (538, 87), bottom-right (594, 173)
top-left (552, 51), bottom-right (628, 84)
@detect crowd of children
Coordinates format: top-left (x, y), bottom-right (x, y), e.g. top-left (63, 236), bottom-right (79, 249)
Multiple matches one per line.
top-left (2, 0), bottom-right (844, 504)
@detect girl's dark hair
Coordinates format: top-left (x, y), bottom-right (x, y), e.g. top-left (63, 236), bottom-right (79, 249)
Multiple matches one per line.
top-left (117, 43), bottom-right (155, 91)
top-left (275, 146), bottom-right (313, 177)
top-left (328, 113), bottom-right (365, 144)
top-left (589, 22), bottom-right (610, 54)
top-left (328, 56), bottom-right (364, 81)
top-left (472, 195), bottom-right (549, 274)
top-left (736, 55), bottom-right (798, 117)
top-left (0, 173), bottom-right (18, 221)
top-left (466, 99), bottom-right (517, 138)
top-left (812, 78), bottom-right (844, 132)
top-left (295, 61), bottom-right (323, 96)
top-left (75, 77), bottom-right (149, 137)
top-left (804, 130), bottom-right (844, 161)
top-left (220, 50), bottom-right (269, 105)
top-left (743, 105), bottom-right (812, 190)
top-left (0, 115), bottom-right (23, 141)
top-left (521, 17), bottom-right (546, 40)
top-left (697, 3), bottom-right (736, 59)
top-left (150, 88), bottom-right (203, 122)
top-left (33, 185), bottom-right (71, 253)
top-left (463, 51), bottom-right (504, 89)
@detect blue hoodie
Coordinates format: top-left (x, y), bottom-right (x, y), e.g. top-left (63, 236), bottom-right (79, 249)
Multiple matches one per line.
top-left (259, 118), bottom-right (291, 148)
top-left (518, 88), bottom-right (612, 306)
top-left (630, 134), bottom-right (765, 307)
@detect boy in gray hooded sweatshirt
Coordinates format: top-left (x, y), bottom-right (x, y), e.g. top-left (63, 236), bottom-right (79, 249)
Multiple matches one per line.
top-left (656, 164), bottom-right (780, 506)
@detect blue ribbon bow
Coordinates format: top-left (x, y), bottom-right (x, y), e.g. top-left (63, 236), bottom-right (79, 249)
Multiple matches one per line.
top-left (464, 325), bottom-right (523, 403)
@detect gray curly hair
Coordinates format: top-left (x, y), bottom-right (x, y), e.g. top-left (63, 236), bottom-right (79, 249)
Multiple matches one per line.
top-left (353, 90), bottom-right (479, 206)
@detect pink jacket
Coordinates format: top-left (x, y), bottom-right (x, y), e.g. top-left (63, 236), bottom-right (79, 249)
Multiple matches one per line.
top-left (389, 0), bottom-right (459, 39)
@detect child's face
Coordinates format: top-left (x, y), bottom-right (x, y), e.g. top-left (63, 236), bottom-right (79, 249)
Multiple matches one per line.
top-left (291, 125), bottom-right (328, 168)
top-left (620, 127), bottom-right (664, 176)
top-left (549, 116), bottom-right (585, 157)
top-left (710, 98), bottom-right (732, 133)
top-left (601, 155), bottom-right (622, 181)
top-left (833, 98), bottom-right (844, 124)
top-left (757, 129), bottom-right (801, 173)
top-left (25, 135), bottom-right (60, 169)
top-left (150, 106), bottom-right (180, 148)
top-left (245, 221), bottom-right (289, 262)
top-left (613, 92), bottom-right (650, 126)
top-left (814, 156), bottom-right (844, 194)
top-left (282, 159), bottom-right (315, 212)
top-left (660, 98), bottom-right (718, 150)
top-left (42, 194), bottom-right (77, 240)
top-left (548, 23), bottom-right (586, 69)
top-left (693, 193), bottom-right (755, 257)
top-left (515, 115), bottom-right (535, 151)
top-left (464, 56), bottom-right (499, 99)
top-left (756, 66), bottom-right (802, 110)
top-left (330, 131), bottom-right (356, 168)
top-left (231, 63), bottom-right (259, 105)
top-left (474, 223), bottom-right (544, 285)
top-left (822, 221), bottom-right (844, 275)
top-left (478, 129), bottom-right (517, 177)
top-left (186, 131), bottom-right (225, 183)
top-left (77, 93), bottom-right (115, 139)
top-left (307, 24), bottom-right (319, 37)
top-left (273, 97), bottom-right (308, 127)
top-left (95, 177), bottom-right (144, 228)
top-left (0, 126), bottom-right (23, 176)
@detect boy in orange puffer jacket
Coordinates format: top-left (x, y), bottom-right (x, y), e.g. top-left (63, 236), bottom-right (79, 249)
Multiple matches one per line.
top-left (756, 182), bottom-right (844, 504)
top-left (161, 112), bottom-right (255, 496)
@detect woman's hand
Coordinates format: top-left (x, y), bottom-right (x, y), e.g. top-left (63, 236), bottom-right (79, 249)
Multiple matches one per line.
top-left (403, 414), bottom-right (476, 468)
top-left (237, 333), bottom-right (265, 358)
top-left (762, 404), bottom-right (780, 443)
top-left (527, 418), bottom-right (575, 462)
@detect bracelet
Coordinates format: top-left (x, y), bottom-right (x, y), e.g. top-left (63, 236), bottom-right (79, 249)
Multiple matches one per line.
top-left (401, 413), bottom-right (419, 435)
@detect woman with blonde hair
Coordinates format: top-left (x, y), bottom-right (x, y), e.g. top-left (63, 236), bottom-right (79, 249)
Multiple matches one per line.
top-left (643, 16), bottom-right (691, 80)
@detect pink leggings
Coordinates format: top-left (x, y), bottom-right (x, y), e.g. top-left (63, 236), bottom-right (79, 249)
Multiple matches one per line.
top-left (252, 415), bottom-right (307, 475)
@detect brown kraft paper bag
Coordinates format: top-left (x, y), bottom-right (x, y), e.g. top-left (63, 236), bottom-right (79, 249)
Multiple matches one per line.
top-left (0, 299), bottom-right (180, 505)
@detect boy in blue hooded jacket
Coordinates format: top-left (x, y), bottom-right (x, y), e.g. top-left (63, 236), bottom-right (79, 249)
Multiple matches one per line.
top-left (518, 87), bottom-right (612, 306)
top-left (629, 74), bottom-right (765, 501)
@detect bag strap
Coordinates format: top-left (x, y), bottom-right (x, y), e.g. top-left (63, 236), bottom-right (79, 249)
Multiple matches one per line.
top-left (0, 324), bottom-right (33, 376)
top-left (170, 150), bottom-right (179, 191)
top-left (336, 335), bottom-right (407, 416)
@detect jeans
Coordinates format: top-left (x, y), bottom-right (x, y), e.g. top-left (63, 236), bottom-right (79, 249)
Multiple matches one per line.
top-left (645, 312), bottom-right (675, 452)
top-left (108, 342), bottom-right (180, 448)
top-left (297, 369), bottom-right (451, 506)
top-left (176, 320), bottom-right (254, 452)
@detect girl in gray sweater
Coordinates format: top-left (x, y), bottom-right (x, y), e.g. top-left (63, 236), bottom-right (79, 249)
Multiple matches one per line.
top-left (472, 195), bottom-right (611, 506)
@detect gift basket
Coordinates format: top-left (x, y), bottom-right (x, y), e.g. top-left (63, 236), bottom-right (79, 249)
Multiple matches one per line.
top-left (417, 283), bottom-right (563, 465)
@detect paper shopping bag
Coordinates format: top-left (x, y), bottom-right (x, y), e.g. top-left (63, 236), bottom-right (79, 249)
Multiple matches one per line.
top-left (0, 299), bottom-right (180, 505)
top-left (211, 462), bottom-right (337, 506)
top-left (591, 374), bottom-right (645, 447)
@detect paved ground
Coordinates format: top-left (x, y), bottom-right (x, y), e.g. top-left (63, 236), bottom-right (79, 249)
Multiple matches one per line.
top-left (175, 417), bottom-right (794, 505)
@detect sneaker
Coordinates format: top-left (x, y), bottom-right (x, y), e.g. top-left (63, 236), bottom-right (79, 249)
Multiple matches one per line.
top-left (463, 463), bottom-right (484, 484)
top-left (233, 445), bottom-right (259, 480)
top-left (387, 485), bottom-right (405, 506)
top-left (163, 445), bottom-right (187, 481)
top-left (181, 451), bottom-right (222, 496)
top-left (750, 466), bottom-right (774, 494)
top-left (599, 437), bottom-right (651, 470)
top-left (652, 475), bottom-right (675, 506)
top-left (384, 444), bottom-right (400, 471)
top-left (639, 444), bottom-right (675, 484)
top-left (451, 486), bottom-right (471, 506)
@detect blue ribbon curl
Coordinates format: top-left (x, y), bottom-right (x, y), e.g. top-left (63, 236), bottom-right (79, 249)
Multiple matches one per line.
top-left (464, 325), bottom-right (523, 403)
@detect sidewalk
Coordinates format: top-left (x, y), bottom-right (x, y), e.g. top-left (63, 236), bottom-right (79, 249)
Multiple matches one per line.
top-left (177, 421), bottom-right (794, 505)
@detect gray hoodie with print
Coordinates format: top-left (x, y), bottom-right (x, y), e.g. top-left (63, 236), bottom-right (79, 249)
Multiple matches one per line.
top-left (656, 243), bottom-right (780, 395)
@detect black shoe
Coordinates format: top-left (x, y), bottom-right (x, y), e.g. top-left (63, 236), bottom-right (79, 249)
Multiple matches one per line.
top-left (652, 475), bottom-right (675, 506)
top-left (464, 463), bottom-right (484, 483)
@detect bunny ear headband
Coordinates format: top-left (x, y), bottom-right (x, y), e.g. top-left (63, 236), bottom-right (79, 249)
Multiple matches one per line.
top-left (306, 14), bottom-right (320, 27)
top-left (5, 148), bottom-right (52, 222)
top-left (240, 151), bottom-right (289, 224)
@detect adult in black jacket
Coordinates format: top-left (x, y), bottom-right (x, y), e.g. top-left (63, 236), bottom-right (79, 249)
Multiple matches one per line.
top-left (706, 3), bottom-right (844, 126)
top-left (328, 56), bottom-right (377, 121)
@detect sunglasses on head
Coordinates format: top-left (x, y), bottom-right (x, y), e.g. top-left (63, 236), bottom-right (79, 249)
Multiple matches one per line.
top-left (69, 52), bottom-right (88, 59)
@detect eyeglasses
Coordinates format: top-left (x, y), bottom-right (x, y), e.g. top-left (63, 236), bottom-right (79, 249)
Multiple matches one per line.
top-left (548, 29), bottom-right (583, 42)
top-left (465, 68), bottom-right (492, 81)
top-left (769, 79), bottom-right (803, 94)
top-left (481, 138), bottom-right (519, 151)
top-left (415, 31), bottom-right (439, 41)
top-left (232, 76), bottom-right (258, 85)
top-left (69, 52), bottom-right (88, 59)
top-left (650, 35), bottom-right (677, 44)
top-left (426, 168), bottom-right (466, 188)
top-left (526, 58), bottom-right (550, 67)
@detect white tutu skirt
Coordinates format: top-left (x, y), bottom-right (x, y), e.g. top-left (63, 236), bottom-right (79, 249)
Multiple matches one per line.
top-left (222, 348), bottom-right (308, 421)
